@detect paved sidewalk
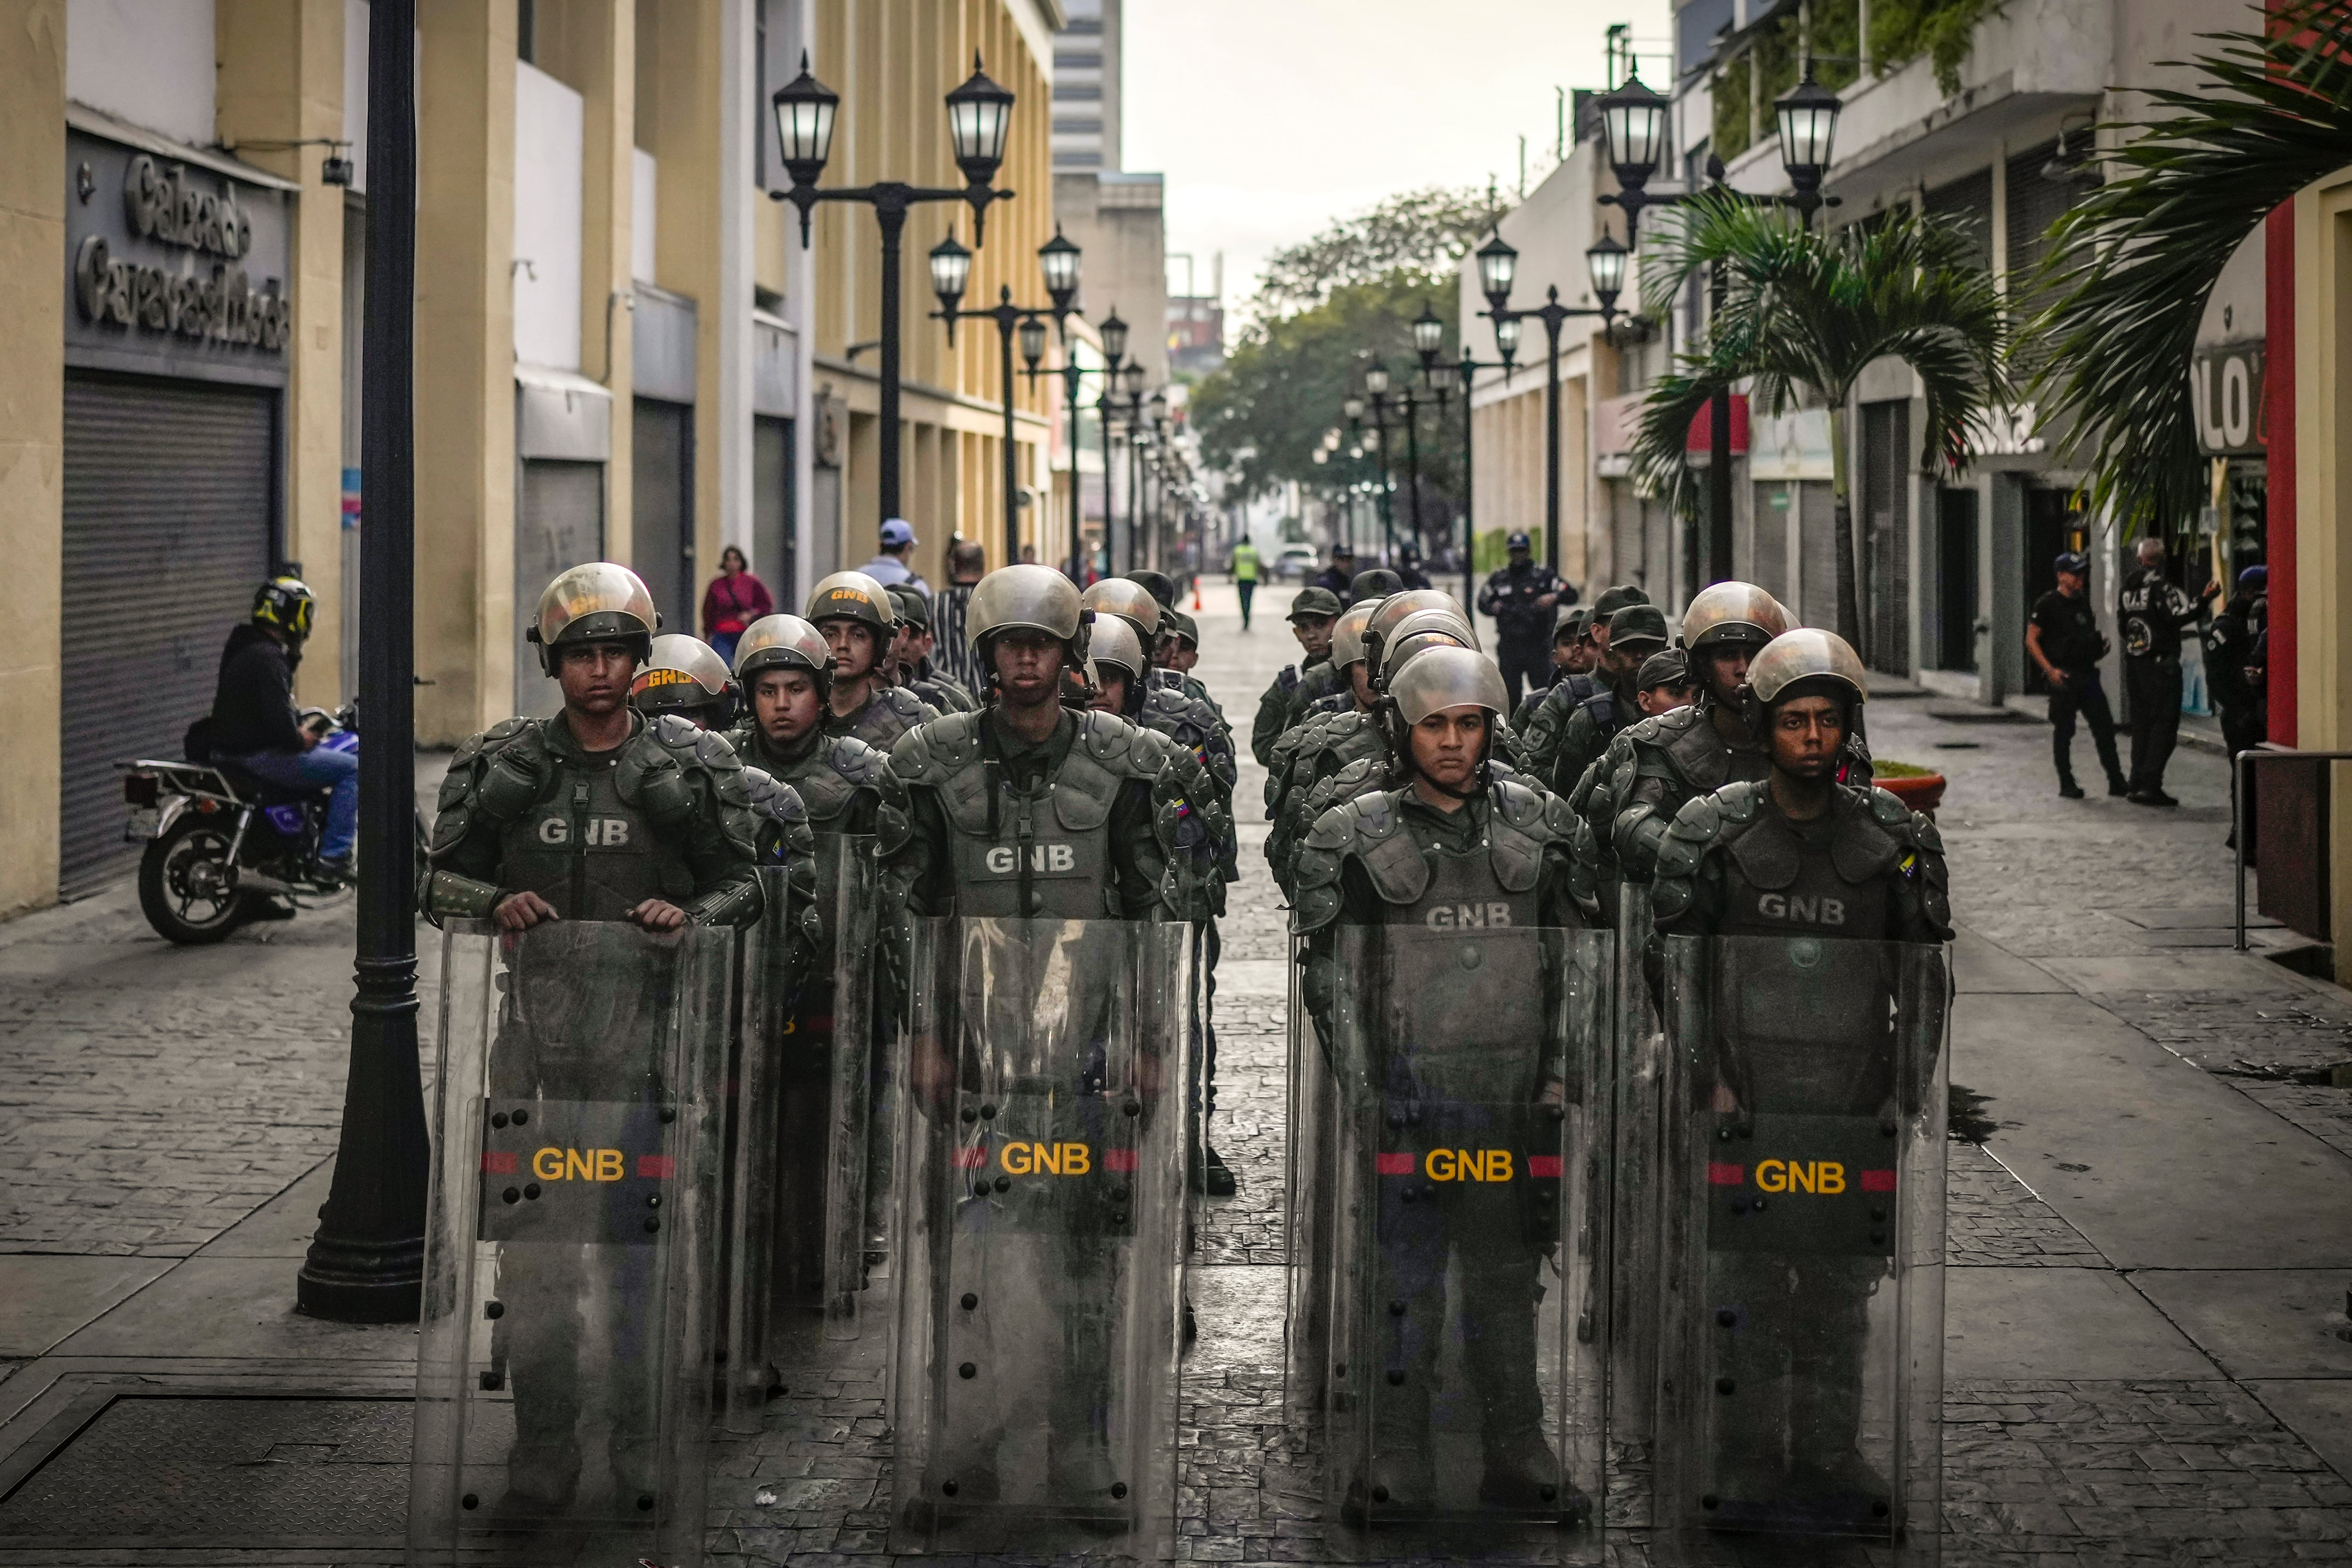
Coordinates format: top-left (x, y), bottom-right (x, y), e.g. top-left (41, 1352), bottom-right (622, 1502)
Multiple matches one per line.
top-left (0, 584), bottom-right (2344, 1563)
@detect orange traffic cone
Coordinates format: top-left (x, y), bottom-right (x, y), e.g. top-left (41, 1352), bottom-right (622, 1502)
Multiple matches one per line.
top-left (1192, 579), bottom-right (1203, 611)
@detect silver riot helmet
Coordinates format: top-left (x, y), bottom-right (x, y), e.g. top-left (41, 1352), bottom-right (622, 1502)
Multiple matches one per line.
top-left (731, 613), bottom-right (834, 700)
top-left (1330, 598), bottom-right (1383, 670)
top-left (1365, 588), bottom-right (1473, 683)
top-left (631, 634), bottom-right (739, 729)
top-left (529, 561), bottom-right (659, 675)
top-left (968, 565), bottom-right (1090, 687)
top-left (804, 570), bottom-right (898, 639)
top-left (1678, 580), bottom-right (1789, 653)
top-left (1081, 577), bottom-right (1162, 644)
top-left (1085, 615), bottom-right (1149, 713)
top-left (1748, 627), bottom-right (1869, 711)
top-left (1375, 605), bottom-right (1476, 689)
top-left (1387, 645), bottom-right (1510, 792)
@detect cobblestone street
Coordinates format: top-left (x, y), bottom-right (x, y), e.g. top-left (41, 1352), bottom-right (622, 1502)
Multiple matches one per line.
top-left (0, 582), bottom-right (2346, 1563)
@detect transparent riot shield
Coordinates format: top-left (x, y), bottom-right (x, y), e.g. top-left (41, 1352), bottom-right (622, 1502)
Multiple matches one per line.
top-left (1282, 933), bottom-right (1339, 1431)
top-left (1607, 882), bottom-right (1666, 1524)
top-left (1653, 934), bottom-right (1949, 1563)
top-left (410, 918), bottom-right (733, 1566)
top-left (890, 917), bottom-right (1193, 1557)
top-left (760, 835), bottom-right (880, 1363)
top-left (1314, 922), bottom-right (1609, 1548)
top-left (720, 867), bottom-right (793, 1431)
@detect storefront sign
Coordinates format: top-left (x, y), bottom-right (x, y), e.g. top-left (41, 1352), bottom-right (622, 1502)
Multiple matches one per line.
top-left (2190, 341), bottom-right (2265, 455)
top-left (64, 127), bottom-right (293, 383)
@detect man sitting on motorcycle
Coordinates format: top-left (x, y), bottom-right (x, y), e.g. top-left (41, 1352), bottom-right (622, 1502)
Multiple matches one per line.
top-left (210, 577), bottom-right (355, 883)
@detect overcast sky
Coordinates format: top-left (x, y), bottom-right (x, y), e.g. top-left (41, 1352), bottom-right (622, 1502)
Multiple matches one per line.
top-left (1122, 0), bottom-right (1673, 312)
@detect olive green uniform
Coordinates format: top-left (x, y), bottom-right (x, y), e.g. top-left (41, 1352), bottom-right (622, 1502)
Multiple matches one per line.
top-left (1252, 654), bottom-right (1327, 768)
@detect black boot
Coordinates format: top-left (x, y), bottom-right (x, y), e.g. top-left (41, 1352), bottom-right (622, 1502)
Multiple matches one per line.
top-left (2057, 773), bottom-right (2084, 800)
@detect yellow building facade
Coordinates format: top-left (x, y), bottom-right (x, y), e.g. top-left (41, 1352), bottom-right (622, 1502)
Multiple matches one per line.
top-left (0, 0), bottom-right (1060, 918)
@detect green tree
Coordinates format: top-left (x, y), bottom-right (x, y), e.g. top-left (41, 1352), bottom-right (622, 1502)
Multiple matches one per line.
top-left (1630, 192), bottom-right (2008, 652)
top-left (2029, 2), bottom-right (2352, 541)
top-left (1250, 187), bottom-right (1492, 318)
top-left (1192, 269), bottom-right (1469, 546)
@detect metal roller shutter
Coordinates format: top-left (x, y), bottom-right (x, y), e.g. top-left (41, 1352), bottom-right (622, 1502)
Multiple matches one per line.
top-left (514, 459), bottom-right (607, 717)
top-left (632, 398), bottom-right (694, 637)
top-left (1797, 479), bottom-right (1840, 630)
top-left (60, 373), bottom-right (278, 896)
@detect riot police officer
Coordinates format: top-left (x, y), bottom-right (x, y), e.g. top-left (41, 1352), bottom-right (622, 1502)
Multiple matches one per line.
top-left (887, 565), bottom-right (1223, 1519)
top-left (1291, 645), bottom-right (1583, 1515)
top-left (1476, 531), bottom-right (1572, 710)
top-left (808, 570), bottom-right (938, 751)
top-left (1547, 603), bottom-right (1670, 797)
top-left (727, 613), bottom-right (914, 1310)
top-left (1252, 586), bottom-right (1342, 765)
top-left (418, 562), bottom-right (773, 1515)
top-left (886, 582), bottom-right (977, 714)
top-left (1517, 582), bottom-right (1647, 780)
top-left (1646, 629), bottom-right (1949, 1529)
top-left (893, 563), bottom-right (1224, 921)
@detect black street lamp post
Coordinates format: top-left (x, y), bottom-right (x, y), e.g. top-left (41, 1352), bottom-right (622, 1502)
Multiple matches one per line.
top-left (1100, 364), bottom-right (1150, 571)
top-left (1340, 389), bottom-right (1396, 563)
top-left (772, 51), bottom-right (1016, 536)
top-left (1476, 229), bottom-right (1627, 579)
top-left (1023, 306), bottom-right (1126, 582)
top-left (298, 0), bottom-right (429, 1323)
top-left (930, 224), bottom-right (1081, 566)
top-left (1420, 316), bottom-right (1518, 612)
top-left (1597, 58), bottom-right (1842, 589)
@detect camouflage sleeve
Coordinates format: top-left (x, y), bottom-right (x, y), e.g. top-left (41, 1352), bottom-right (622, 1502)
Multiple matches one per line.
top-left (1250, 674), bottom-right (1295, 768)
top-left (1518, 685), bottom-right (1571, 775)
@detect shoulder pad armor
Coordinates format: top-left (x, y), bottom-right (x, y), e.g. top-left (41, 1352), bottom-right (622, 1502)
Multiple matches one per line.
top-left (888, 708), bottom-right (984, 786)
top-left (1912, 810), bottom-right (1944, 855)
top-left (1654, 789), bottom-right (1732, 884)
top-left (881, 686), bottom-right (935, 721)
top-left (434, 716), bottom-right (551, 851)
top-left (1716, 780), bottom-right (1764, 825)
top-left (1867, 787), bottom-right (1910, 827)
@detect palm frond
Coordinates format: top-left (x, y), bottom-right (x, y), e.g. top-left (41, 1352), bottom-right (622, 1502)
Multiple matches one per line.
top-left (2029, 0), bottom-right (2352, 539)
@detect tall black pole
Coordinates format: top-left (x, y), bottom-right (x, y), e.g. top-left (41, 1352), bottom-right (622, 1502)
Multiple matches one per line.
top-left (1404, 393), bottom-right (1424, 555)
top-left (1065, 362), bottom-right (1083, 581)
top-left (1461, 358), bottom-right (1478, 608)
top-left (1707, 258), bottom-right (1733, 588)
top-left (1543, 316), bottom-right (1563, 579)
top-left (1373, 410), bottom-right (1396, 562)
top-left (1128, 420), bottom-right (1143, 573)
top-left (875, 202), bottom-right (907, 530)
top-left (299, 0), bottom-right (428, 1322)
top-left (996, 310), bottom-right (1019, 564)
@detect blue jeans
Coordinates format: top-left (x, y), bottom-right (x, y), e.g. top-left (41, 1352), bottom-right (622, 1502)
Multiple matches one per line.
top-left (230, 746), bottom-right (359, 859)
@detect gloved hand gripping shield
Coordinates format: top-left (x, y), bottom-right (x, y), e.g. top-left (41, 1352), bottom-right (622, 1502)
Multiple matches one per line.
top-left (409, 919), bottom-right (732, 1565)
top-left (1311, 922), bottom-right (1610, 1541)
top-left (1652, 934), bottom-right (1949, 1562)
top-left (890, 916), bottom-right (1194, 1556)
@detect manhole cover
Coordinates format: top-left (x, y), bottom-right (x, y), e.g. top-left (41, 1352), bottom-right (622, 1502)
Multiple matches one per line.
top-left (0, 1396), bottom-right (409, 1540)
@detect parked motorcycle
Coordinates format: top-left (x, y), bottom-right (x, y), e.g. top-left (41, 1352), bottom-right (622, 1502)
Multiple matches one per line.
top-left (118, 704), bottom-right (420, 945)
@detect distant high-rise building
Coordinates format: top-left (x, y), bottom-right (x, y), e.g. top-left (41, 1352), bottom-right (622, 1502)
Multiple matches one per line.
top-left (1053, 0), bottom-right (1120, 171)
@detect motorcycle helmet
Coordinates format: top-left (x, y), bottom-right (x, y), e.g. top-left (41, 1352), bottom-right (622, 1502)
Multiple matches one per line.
top-left (529, 562), bottom-right (659, 675)
top-left (252, 576), bottom-right (317, 642)
top-left (629, 633), bottom-right (739, 729)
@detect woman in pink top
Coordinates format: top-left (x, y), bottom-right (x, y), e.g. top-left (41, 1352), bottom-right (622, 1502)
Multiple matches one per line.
top-left (701, 546), bottom-right (773, 665)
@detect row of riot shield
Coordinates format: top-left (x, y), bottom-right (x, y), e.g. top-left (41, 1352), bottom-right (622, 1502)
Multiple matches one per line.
top-left (1282, 919), bottom-right (1950, 1566)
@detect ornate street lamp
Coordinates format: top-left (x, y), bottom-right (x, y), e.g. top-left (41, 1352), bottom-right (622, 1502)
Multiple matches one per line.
top-left (1594, 69), bottom-right (1672, 241)
top-left (1775, 63), bottom-right (1843, 224)
top-left (933, 226), bottom-right (1084, 565)
top-left (772, 51), bottom-right (1016, 536)
top-left (1477, 229), bottom-right (1626, 574)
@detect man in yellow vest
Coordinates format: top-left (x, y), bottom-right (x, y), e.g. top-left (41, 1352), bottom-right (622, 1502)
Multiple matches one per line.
top-left (1230, 536), bottom-right (1262, 630)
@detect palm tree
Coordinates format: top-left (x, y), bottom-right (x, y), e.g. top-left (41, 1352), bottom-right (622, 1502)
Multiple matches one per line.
top-left (2029, 1), bottom-right (2352, 540)
top-left (1630, 192), bottom-right (2009, 655)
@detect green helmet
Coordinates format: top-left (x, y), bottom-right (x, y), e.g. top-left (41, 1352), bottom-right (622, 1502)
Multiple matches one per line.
top-left (529, 562), bottom-right (658, 675)
top-left (806, 570), bottom-right (897, 638)
top-left (1081, 577), bottom-right (1162, 643)
top-left (731, 613), bottom-right (834, 699)
top-left (630, 633), bottom-right (738, 728)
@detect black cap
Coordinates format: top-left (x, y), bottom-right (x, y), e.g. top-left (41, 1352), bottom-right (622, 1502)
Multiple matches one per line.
top-left (2054, 551), bottom-right (2089, 577)
top-left (1590, 583), bottom-right (1652, 620)
top-left (1609, 604), bottom-right (1671, 648)
top-left (1123, 569), bottom-right (1177, 608)
top-left (1636, 648), bottom-right (1692, 691)
top-left (1351, 569), bottom-right (1403, 600)
top-left (1165, 608), bottom-right (1200, 644)
top-left (1556, 606), bottom-right (1590, 644)
top-left (1288, 587), bottom-right (1343, 620)
top-left (887, 582), bottom-right (931, 629)
top-left (1331, 541), bottom-right (1356, 557)
top-left (1507, 530), bottom-right (1533, 551)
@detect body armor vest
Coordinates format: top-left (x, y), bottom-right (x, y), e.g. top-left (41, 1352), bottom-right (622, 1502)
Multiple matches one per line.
top-left (495, 753), bottom-right (695, 920)
top-left (936, 732), bottom-right (1125, 920)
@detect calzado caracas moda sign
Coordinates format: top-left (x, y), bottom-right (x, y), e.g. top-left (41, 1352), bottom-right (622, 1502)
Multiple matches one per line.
top-left (75, 156), bottom-right (289, 351)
